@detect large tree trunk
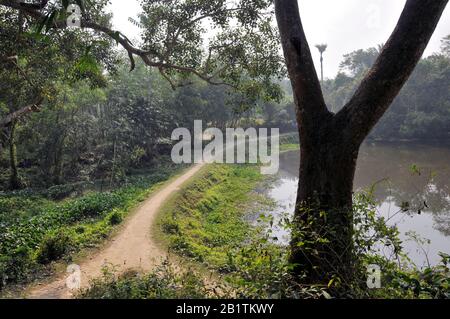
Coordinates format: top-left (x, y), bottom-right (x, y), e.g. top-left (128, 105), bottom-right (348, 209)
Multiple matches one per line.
top-left (290, 112), bottom-right (360, 286)
top-left (274, 0), bottom-right (448, 288)
top-left (291, 142), bottom-right (360, 286)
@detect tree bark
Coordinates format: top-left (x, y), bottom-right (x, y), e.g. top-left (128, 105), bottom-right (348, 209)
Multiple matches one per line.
top-left (9, 121), bottom-right (21, 190)
top-left (52, 135), bottom-right (65, 185)
top-left (275, 0), bottom-right (448, 288)
top-left (290, 120), bottom-right (360, 286)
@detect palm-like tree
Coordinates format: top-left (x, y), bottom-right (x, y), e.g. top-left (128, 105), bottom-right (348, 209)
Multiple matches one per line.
top-left (315, 44), bottom-right (328, 83)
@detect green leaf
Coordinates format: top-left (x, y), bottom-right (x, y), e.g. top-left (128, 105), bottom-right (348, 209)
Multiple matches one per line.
top-left (322, 291), bottom-right (332, 299)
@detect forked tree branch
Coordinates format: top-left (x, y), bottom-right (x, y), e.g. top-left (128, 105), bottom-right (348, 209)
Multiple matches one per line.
top-left (275, 0), bottom-right (447, 148)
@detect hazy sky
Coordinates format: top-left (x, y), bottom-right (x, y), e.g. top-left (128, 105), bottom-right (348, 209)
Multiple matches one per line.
top-left (108, 0), bottom-right (450, 79)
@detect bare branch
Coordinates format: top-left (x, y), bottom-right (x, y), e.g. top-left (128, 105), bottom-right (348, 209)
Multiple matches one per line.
top-left (0, 55), bottom-right (18, 63)
top-left (158, 67), bottom-right (177, 90)
top-left (0, 97), bottom-right (44, 127)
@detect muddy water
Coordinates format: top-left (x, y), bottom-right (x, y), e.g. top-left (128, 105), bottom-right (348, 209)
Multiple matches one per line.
top-left (268, 142), bottom-right (450, 267)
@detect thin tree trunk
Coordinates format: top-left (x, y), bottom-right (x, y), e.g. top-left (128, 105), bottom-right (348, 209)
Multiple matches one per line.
top-left (109, 139), bottom-right (117, 188)
top-left (53, 140), bottom-right (64, 185)
top-left (320, 54), bottom-right (323, 83)
top-left (9, 120), bottom-right (21, 189)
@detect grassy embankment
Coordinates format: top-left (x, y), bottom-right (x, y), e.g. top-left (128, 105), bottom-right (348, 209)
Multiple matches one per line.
top-left (81, 161), bottom-right (312, 299)
top-left (0, 162), bottom-right (188, 293)
top-left (79, 133), bottom-right (306, 299)
top-left (157, 164), bottom-right (267, 268)
top-left (155, 133), bottom-right (300, 275)
top-left (279, 132), bottom-right (300, 153)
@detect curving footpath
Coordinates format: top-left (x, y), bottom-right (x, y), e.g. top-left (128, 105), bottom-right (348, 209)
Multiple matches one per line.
top-left (27, 164), bottom-right (205, 299)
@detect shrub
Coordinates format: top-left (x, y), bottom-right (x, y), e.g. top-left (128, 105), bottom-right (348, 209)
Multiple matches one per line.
top-left (35, 231), bottom-right (74, 264)
top-left (161, 218), bottom-right (180, 234)
top-left (79, 261), bottom-right (218, 299)
top-left (108, 211), bottom-right (123, 226)
top-left (0, 247), bottom-right (33, 288)
top-left (75, 226), bottom-right (86, 234)
top-left (46, 184), bottom-right (76, 200)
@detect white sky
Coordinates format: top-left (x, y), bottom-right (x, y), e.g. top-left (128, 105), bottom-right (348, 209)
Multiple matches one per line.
top-left (108, 0), bottom-right (450, 79)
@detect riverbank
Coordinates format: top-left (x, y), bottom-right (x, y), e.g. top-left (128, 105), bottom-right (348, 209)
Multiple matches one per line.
top-left (80, 163), bottom-right (308, 299)
top-left (77, 160), bottom-right (450, 299)
top-left (28, 137), bottom-right (449, 299)
top-left (154, 162), bottom-right (450, 299)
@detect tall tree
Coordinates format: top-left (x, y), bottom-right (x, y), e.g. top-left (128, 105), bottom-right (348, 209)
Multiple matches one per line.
top-left (275, 0), bottom-right (448, 287)
top-left (315, 44), bottom-right (327, 83)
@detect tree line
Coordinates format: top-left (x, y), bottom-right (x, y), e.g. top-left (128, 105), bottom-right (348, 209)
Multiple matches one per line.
top-left (323, 35), bottom-right (450, 141)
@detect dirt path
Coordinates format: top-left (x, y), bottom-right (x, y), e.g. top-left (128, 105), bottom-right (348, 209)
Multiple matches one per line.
top-left (27, 164), bottom-right (204, 299)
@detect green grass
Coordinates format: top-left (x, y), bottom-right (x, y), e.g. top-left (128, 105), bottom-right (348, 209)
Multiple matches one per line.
top-left (80, 163), bottom-right (300, 299)
top-left (0, 164), bottom-right (187, 290)
top-left (280, 143), bottom-right (300, 153)
top-left (78, 261), bottom-right (215, 299)
top-left (160, 164), bottom-right (263, 270)
top-left (156, 164), bottom-right (303, 298)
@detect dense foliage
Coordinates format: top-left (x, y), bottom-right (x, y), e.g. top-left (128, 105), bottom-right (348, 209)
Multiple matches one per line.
top-left (322, 37), bottom-right (450, 140)
top-left (0, 58), bottom-right (255, 191)
top-left (0, 163), bottom-right (182, 290)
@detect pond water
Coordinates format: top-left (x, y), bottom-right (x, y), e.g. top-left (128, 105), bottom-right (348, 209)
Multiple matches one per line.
top-left (268, 142), bottom-right (450, 267)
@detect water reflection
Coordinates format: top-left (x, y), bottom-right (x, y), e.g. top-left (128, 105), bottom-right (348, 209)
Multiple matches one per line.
top-left (269, 142), bottom-right (450, 267)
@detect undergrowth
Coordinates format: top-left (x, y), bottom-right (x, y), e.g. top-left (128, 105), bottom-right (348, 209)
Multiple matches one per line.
top-left (0, 164), bottom-right (185, 291)
top-left (78, 260), bottom-right (217, 299)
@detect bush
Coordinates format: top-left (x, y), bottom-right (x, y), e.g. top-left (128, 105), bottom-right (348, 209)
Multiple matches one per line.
top-left (0, 194), bottom-right (51, 224)
top-left (0, 247), bottom-right (33, 288)
top-left (79, 261), bottom-right (218, 299)
top-left (35, 231), bottom-right (74, 265)
top-left (108, 211), bottom-right (123, 226)
top-left (75, 226), bottom-right (85, 234)
top-left (46, 184), bottom-right (75, 200)
top-left (161, 218), bottom-right (180, 234)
